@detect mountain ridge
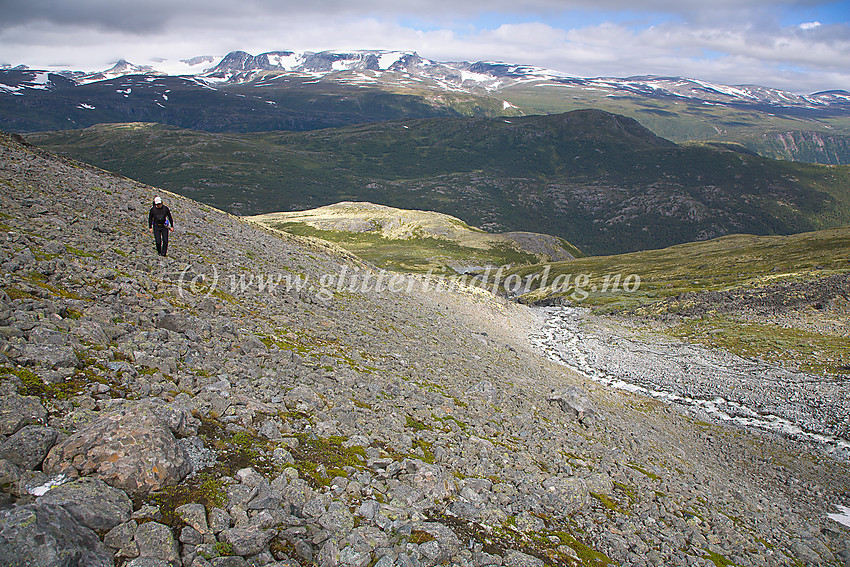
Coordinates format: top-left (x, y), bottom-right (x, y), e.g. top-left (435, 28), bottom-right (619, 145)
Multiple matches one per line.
top-left (26, 109), bottom-right (850, 255)
top-left (9, 49), bottom-right (850, 110)
top-left (4, 49), bottom-right (850, 164)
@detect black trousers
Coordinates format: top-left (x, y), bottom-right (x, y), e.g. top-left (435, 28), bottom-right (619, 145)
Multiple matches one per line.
top-left (153, 226), bottom-right (169, 255)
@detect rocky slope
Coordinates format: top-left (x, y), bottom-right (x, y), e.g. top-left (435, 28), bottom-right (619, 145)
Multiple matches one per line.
top-left (0, 132), bottom-right (848, 567)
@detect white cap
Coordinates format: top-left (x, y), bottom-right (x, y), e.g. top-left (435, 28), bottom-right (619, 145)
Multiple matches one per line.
top-left (154, 196), bottom-right (162, 204)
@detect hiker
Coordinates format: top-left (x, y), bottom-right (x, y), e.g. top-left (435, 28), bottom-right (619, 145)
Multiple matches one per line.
top-left (148, 196), bottom-right (174, 256)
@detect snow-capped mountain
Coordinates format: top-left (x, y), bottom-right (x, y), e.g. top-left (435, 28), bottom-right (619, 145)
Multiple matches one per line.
top-left (7, 49), bottom-right (847, 111)
top-left (2, 49), bottom-right (850, 165)
top-left (196, 50), bottom-right (850, 110)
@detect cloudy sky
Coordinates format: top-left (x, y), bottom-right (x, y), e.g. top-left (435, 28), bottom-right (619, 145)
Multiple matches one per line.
top-left (2, 0), bottom-right (849, 93)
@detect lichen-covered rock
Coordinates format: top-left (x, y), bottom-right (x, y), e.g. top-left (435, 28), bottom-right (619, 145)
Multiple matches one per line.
top-left (409, 522), bottom-right (461, 566)
top-left (546, 387), bottom-right (598, 427)
top-left (17, 344), bottom-right (79, 369)
top-left (0, 458), bottom-right (22, 496)
top-left (175, 502), bottom-right (211, 535)
top-left (218, 526), bottom-right (276, 557)
top-left (540, 476), bottom-right (589, 517)
top-left (42, 403), bottom-right (191, 495)
top-left (36, 476), bottom-right (132, 531)
top-left (402, 459), bottom-right (456, 502)
top-left (0, 502), bottom-right (113, 567)
top-left (126, 557), bottom-right (173, 567)
top-left (505, 550), bottom-right (544, 567)
top-left (0, 392), bottom-right (48, 435)
top-left (134, 521), bottom-right (180, 566)
top-left (319, 500), bottom-right (355, 535)
top-left (104, 519), bottom-right (139, 557)
top-left (284, 385), bottom-right (322, 411)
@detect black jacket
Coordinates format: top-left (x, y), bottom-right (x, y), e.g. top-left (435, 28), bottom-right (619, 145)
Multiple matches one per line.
top-left (149, 205), bottom-right (174, 229)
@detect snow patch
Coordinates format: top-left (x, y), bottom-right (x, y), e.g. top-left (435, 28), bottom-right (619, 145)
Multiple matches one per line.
top-left (378, 52), bottom-right (406, 70)
top-left (459, 70), bottom-right (492, 84)
top-left (77, 103), bottom-right (95, 110)
top-left (30, 72), bottom-right (51, 85)
top-left (0, 84), bottom-right (23, 95)
top-left (827, 505), bottom-right (850, 527)
top-left (28, 474), bottom-right (70, 496)
top-left (267, 52), bottom-right (304, 70)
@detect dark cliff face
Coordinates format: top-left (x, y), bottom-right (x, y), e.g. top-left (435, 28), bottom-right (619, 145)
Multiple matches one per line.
top-left (746, 130), bottom-right (850, 165)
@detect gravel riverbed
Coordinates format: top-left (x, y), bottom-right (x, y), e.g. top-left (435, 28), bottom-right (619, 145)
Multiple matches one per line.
top-left (529, 306), bottom-right (850, 460)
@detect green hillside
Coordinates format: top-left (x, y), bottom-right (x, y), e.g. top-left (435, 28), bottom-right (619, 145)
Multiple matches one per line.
top-left (248, 201), bottom-right (581, 274)
top-left (26, 110), bottom-right (850, 255)
top-left (497, 225), bottom-right (850, 377)
top-left (498, 83), bottom-right (850, 162)
top-left (504, 226), bottom-right (850, 307)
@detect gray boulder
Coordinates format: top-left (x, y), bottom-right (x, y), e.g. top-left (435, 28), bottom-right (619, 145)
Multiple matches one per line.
top-left (42, 402), bottom-right (191, 496)
top-left (156, 312), bottom-right (193, 334)
top-left (0, 502), bottom-right (113, 567)
top-left (0, 458), bottom-right (22, 495)
top-left (319, 500), bottom-right (355, 534)
top-left (547, 387), bottom-right (599, 426)
top-left (409, 522), bottom-right (461, 566)
top-left (126, 558), bottom-right (173, 567)
top-left (540, 476), bottom-right (589, 517)
top-left (210, 557), bottom-right (249, 567)
top-left (284, 385), bottom-right (322, 411)
top-left (175, 502), bottom-right (211, 535)
top-left (104, 519), bottom-right (139, 557)
top-left (18, 344), bottom-right (79, 369)
top-left (0, 425), bottom-right (61, 470)
top-left (37, 476), bottom-right (133, 531)
top-left (134, 521), bottom-right (180, 566)
top-left (218, 526), bottom-right (276, 557)
top-left (505, 550), bottom-right (544, 567)
top-left (0, 393), bottom-right (48, 435)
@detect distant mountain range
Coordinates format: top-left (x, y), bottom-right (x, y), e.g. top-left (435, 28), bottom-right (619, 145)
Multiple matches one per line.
top-left (8, 49), bottom-right (849, 110)
top-left (4, 49), bottom-right (850, 163)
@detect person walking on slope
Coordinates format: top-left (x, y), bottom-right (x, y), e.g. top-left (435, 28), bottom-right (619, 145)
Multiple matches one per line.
top-left (148, 196), bottom-right (174, 256)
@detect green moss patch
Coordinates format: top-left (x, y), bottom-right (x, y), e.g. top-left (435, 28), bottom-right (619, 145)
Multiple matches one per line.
top-left (197, 416), bottom-right (279, 477)
top-left (429, 512), bottom-right (612, 567)
top-left (141, 472), bottom-right (227, 529)
top-left (627, 463), bottom-right (660, 480)
top-left (289, 433), bottom-right (367, 487)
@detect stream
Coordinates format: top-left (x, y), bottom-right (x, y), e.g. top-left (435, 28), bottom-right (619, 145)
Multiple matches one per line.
top-left (529, 306), bottom-right (850, 460)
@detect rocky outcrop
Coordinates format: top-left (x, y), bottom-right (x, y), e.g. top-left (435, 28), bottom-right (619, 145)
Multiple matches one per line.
top-left (42, 403), bottom-right (193, 495)
top-left (36, 477), bottom-right (132, 531)
top-left (0, 503), bottom-right (113, 567)
top-left (0, 425), bottom-right (60, 469)
top-left (0, 393), bottom-right (47, 435)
